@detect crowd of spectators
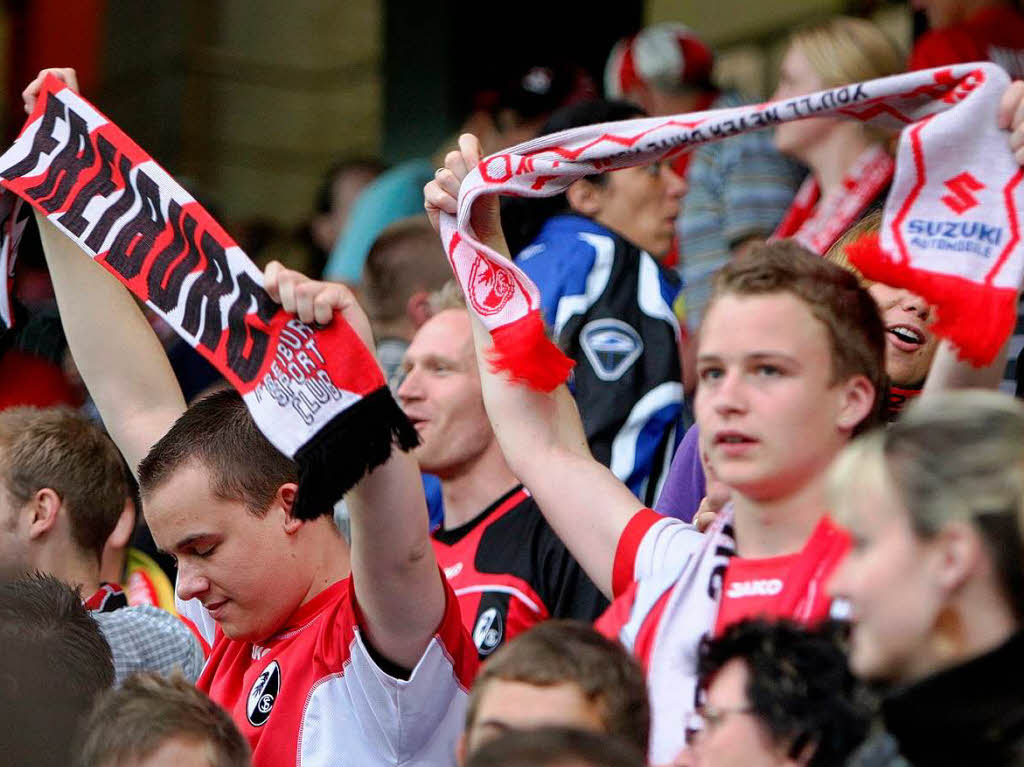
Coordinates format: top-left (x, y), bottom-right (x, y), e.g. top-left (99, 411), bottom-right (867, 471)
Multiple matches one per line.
top-left (4, 2), bottom-right (1024, 766)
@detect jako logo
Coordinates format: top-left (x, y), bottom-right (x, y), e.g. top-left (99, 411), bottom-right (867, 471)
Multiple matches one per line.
top-left (726, 579), bottom-right (783, 599)
top-left (247, 660), bottom-right (281, 727)
top-left (473, 607), bottom-right (504, 656)
top-left (941, 172), bottom-right (985, 215)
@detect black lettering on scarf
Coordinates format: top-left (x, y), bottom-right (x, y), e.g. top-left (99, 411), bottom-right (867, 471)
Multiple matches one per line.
top-left (1, 96), bottom-right (64, 179)
top-left (84, 153), bottom-right (136, 252)
top-left (182, 231), bottom-right (233, 352)
top-left (226, 272), bottom-right (276, 382)
top-left (24, 110), bottom-right (95, 213)
top-left (105, 171), bottom-right (165, 279)
top-left (59, 134), bottom-right (118, 237)
top-left (147, 201), bottom-right (200, 312)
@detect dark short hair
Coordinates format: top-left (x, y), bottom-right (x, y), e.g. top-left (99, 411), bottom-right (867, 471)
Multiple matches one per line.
top-left (314, 157), bottom-right (386, 215)
top-left (362, 216), bottom-right (452, 325)
top-left (466, 620), bottom-right (650, 754)
top-left (697, 619), bottom-right (871, 767)
top-left (465, 726), bottom-right (646, 767)
top-left (501, 98), bottom-right (649, 255)
top-left (0, 407), bottom-right (130, 561)
top-left (138, 388), bottom-right (301, 517)
top-left (707, 241), bottom-right (887, 434)
top-left (0, 573), bottom-right (114, 767)
top-left (76, 672), bottom-right (251, 767)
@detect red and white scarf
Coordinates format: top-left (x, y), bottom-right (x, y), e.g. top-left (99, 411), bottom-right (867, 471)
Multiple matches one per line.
top-left (441, 63), bottom-right (1022, 383)
top-left (0, 75), bottom-right (417, 518)
top-left (772, 143), bottom-right (894, 254)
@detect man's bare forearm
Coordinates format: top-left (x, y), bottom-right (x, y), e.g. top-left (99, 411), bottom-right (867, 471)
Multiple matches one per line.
top-left (38, 213), bottom-right (184, 474)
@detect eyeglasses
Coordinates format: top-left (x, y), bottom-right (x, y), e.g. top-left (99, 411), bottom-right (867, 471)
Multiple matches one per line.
top-left (683, 704), bottom-right (756, 746)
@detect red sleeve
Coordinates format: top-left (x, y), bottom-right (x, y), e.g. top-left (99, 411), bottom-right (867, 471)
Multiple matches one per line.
top-left (347, 569), bottom-right (479, 690)
top-left (611, 508), bottom-right (663, 598)
top-left (594, 580), bottom-right (639, 639)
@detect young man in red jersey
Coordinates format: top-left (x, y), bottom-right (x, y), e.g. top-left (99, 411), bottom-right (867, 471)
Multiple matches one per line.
top-left (29, 67), bottom-right (476, 767)
top-left (422, 97), bottom-right (1024, 760)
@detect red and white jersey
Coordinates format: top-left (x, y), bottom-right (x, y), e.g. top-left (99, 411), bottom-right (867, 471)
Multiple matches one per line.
top-left (198, 576), bottom-right (477, 767)
top-left (596, 508), bottom-right (849, 764)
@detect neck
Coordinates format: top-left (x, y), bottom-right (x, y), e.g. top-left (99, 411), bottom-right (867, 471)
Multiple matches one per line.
top-left (731, 471), bottom-right (829, 559)
top-left (803, 126), bottom-right (877, 199)
top-left (440, 445), bottom-right (520, 530)
top-left (299, 520), bottom-right (352, 606)
top-left (36, 542), bottom-right (101, 598)
top-left (906, 584), bottom-right (1019, 683)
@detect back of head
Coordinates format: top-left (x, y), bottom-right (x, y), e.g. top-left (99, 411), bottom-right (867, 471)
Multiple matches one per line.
top-left (833, 390), bottom-right (1024, 620)
top-left (0, 406), bottom-right (129, 561)
top-left (604, 22), bottom-right (715, 99)
top-left (0, 573), bottom-right (114, 767)
top-left (698, 619), bottom-right (871, 767)
top-left (361, 216), bottom-right (453, 330)
top-left (789, 16), bottom-right (904, 88)
top-left (138, 388), bottom-right (300, 517)
top-left (707, 240), bottom-right (887, 433)
top-left (466, 620), bottom-right (650, 754)
top-left (465, 727), bottom-right (646, 767)
top-left (77, 672), bottom-right (251, 767)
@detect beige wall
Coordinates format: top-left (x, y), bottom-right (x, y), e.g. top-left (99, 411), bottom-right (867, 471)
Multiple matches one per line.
top-left (103, 0), bottom-right (382, 229)
top-left (193, 0), bottom-right (381, 226)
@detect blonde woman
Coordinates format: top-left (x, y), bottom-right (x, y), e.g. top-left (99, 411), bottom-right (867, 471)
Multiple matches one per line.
top-left (828, 391), bottom-right (1024, 765)
top-left (772, 17), bottom-right (905, 254)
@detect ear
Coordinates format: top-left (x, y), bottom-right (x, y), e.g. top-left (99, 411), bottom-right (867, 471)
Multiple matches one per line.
top-left (455, 732), bottom-right (468, 767)
top-left (565, 178), bottom-right (605, 218)
top-left (27, 488), bottom-right (62, 541)
top-left (106, 498), bottom-right (136, 550)
top-left (406, 290), bottom-right (433, 330)
top-left (277, 483), bottom-right (304, 534)
top-left (932, 520), bottom-right (981, 595)
top-left (835, 374), bottom-right (875, 433)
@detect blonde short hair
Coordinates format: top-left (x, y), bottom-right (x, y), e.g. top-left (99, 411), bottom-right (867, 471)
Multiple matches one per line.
top-left (790, 16), bottom-right (904, 90)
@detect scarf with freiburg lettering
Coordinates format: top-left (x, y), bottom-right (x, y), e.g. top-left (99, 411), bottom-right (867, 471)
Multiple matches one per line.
top-left (0, 75), bottom-right (417, 520)
top-left (439, 63), bottom-right (1022, 389)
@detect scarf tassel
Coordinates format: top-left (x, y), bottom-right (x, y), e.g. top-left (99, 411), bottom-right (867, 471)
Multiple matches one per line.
top-left (848, 232), bottom-right (1016, 366)
top-left (488, 309), bottom-right (575, 392)
top-left (291, 386), bottom-right (420, 521)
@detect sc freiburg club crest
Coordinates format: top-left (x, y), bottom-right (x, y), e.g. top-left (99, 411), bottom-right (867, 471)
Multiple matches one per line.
top-left (247, 660), bottom-right (281, 727)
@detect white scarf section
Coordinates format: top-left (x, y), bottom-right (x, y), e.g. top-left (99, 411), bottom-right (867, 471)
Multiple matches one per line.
top-left (440, 63), bottom-right (1021, 384)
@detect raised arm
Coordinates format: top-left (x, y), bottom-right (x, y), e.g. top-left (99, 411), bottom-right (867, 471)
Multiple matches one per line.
top-left (28, 69), bottom-right (186, 475)
top-left (263, 263), bottom-right (445, 669)
top-left (424, 135), bottom-right (647, 597)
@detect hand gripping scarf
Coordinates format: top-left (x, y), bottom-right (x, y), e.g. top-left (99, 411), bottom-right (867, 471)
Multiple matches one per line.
top-left (439, 62), bottom-right (1022, 389)
top-left (0, 74), bottom-right (417, 520)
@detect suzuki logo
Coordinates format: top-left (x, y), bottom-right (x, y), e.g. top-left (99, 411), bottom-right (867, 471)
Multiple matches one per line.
top-left (941, 172), bottom-right (985, 215)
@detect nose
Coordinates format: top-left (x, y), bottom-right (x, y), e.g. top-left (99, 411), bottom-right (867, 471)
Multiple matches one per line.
top-left (662, 165), bottom-right (688, 199)
top-left (708, 370), bottom-right (749, 417)
top-left (396, 366), bottom-right (420, 404)
top-left (826, 554), bottom-right (851, 602)
top-left (898, 290), bottom-right (932, 322)
top-left (176, 559), bottom-right (211, 603)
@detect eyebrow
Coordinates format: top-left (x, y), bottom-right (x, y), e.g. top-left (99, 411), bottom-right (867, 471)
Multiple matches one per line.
top-left (169, 532), bottom-right (215, 554)
top-left (697, 351), bottom-right (802, 365)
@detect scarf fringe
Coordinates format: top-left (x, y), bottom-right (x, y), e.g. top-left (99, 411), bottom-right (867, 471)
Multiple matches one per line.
top-left (291, 386), bottom-right (420, 521)
top-left (488, 309), bottom-right (575, 392)
top-left (848, 232), bottom-right (1016, 365)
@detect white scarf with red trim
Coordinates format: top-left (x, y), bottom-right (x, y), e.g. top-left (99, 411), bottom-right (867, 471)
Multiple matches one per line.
top-left (441, 63), bottom-right (1022, 384)
top-left (0, 75), bottom-right (417, 518)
